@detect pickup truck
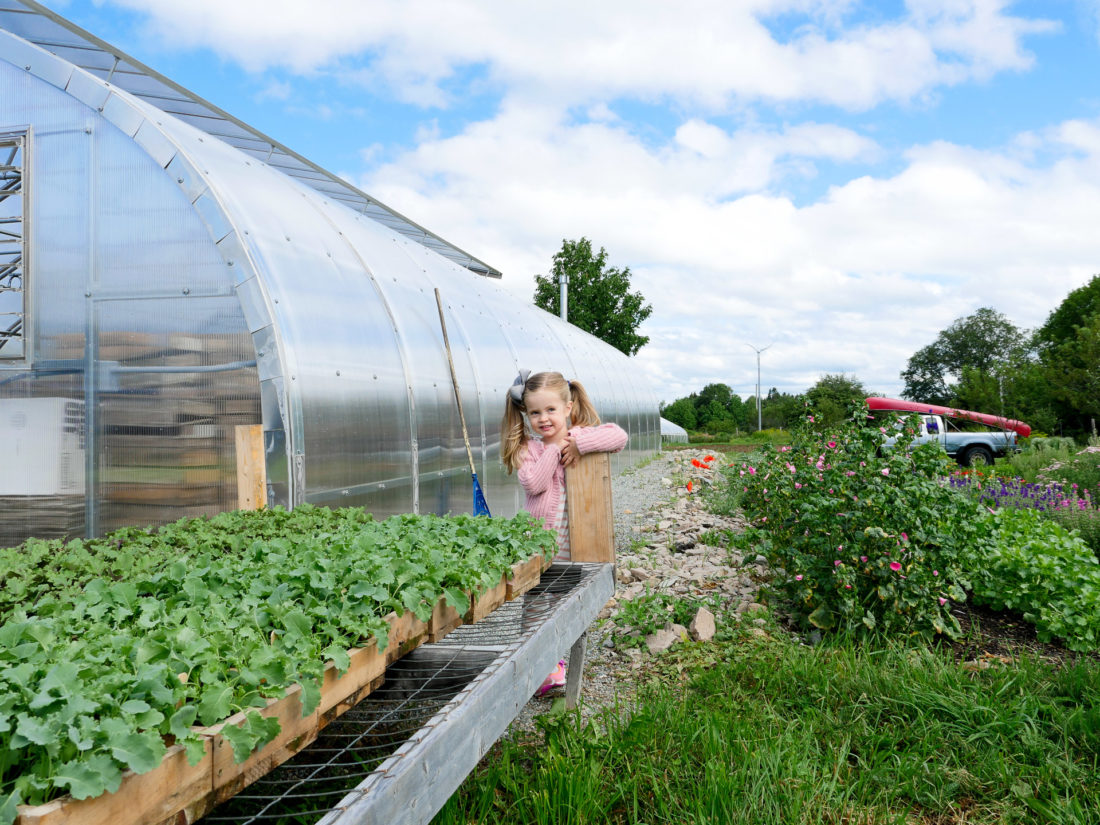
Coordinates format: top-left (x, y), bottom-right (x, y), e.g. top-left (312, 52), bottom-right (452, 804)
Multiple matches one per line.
top-left (867, 397), bottom-right (1030, 468)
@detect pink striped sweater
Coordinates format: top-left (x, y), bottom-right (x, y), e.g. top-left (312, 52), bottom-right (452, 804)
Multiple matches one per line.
top-left (517, 423), bottom-right (628, 538)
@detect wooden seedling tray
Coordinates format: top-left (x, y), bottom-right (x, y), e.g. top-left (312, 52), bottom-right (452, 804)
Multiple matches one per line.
top-left (466, 574), bottom-right (508, 623)
top-left (14, 557), bottom-right (545, 825)
top-left (506, 554), bottom-right (545, 600)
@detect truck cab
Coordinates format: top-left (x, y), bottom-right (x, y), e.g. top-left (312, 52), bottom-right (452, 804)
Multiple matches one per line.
top-left (869, 398), bottom-right (1028, 468)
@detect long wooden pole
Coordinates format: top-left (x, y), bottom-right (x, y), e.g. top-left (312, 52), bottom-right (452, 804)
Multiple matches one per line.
top-left (434, 288), bottom-right (478, 478)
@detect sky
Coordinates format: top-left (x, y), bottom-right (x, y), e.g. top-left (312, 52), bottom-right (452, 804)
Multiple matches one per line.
top-left (39, 0), bottom-right (1100, 404)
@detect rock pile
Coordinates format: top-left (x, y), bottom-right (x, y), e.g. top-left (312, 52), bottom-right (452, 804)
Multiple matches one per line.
top-left (601, 449), bottom-right (770, 660)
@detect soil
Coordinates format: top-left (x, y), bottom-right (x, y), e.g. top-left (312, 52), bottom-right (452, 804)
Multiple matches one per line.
top-left (947, 600), bottom-right (1100, 666)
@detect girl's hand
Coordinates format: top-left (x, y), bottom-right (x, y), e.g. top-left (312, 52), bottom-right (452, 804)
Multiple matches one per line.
top-left (560, 436), bottom-right (580, 467)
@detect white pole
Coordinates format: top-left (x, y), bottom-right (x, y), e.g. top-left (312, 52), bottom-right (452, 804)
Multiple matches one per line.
top-left (745, 343), bottom-right (772, 431)
top-left (558, 271), bottom-right (568, 321)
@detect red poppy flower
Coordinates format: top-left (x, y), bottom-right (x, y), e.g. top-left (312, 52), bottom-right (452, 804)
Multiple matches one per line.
top-left (691, 458), bottom-right (703, 468)
top-left (704, 455), bottom-right (715, 462)
top-left (687, 481), bottom-right (694, 493)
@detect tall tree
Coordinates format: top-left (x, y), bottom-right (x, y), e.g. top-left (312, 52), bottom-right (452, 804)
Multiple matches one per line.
top-left (805, 373), bottom-right (867, 427)
top-left (661, 397), bottom-right (697, 431)
top-left (1034, 275), bottom-right (1100, 353)
top-left (534, 238), bottom-right (653, 356)
top-left (900, 308), bottom-right (1025, 405)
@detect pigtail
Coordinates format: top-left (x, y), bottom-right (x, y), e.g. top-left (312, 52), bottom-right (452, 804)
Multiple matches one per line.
top-left (567, 379), bottom-right (601, 428)
top-left (500, 395), bottom-right (529, 473)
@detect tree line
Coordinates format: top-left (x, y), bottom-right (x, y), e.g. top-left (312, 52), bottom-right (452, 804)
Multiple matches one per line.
top-left (899, 275), bottom-right (1099, 438)
top-left (662, 275), bottom-right (1099, 439)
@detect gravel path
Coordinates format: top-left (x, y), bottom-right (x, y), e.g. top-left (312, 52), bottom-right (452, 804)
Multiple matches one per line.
top-left (507, 448), bottom-right (763, 733)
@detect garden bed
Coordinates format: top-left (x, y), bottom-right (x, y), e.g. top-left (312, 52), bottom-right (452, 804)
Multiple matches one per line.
top-left (1, 508), bottom-right (555, 825)
top-left (11, 554), bottom-right (548, 825)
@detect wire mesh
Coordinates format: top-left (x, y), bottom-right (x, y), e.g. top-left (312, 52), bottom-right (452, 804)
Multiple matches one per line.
top-left (200, 563), bottom-right (595, 825)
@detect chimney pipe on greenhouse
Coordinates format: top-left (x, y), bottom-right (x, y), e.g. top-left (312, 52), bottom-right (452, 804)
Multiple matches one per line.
top-left (558, 270), bottom-right (568, 321)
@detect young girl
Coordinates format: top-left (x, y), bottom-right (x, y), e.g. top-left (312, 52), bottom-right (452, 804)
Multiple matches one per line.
top-left (501, 370), bottom-right (627, 694)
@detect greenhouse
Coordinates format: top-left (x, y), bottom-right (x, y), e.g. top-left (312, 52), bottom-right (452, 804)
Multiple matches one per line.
top-left (0, 0), bottom-right (660, 547)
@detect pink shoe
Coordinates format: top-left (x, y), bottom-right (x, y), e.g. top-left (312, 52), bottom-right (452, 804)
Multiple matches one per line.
top-left (537, 660), bottom-right (567, 696)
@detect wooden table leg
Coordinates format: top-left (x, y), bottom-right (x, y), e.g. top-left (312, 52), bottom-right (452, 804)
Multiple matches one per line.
top-left (565, 632), bottom-right (587, 709)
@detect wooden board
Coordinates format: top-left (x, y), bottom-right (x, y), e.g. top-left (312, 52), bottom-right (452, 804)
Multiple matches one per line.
top-left (235, 424), bottom-right (266, 511)
top-left (505, 555), bottom-right (543, 600)
top-left (427, 595), bottom-right (463, 643)
top-left (15, 741), bottom-right (214, 825)
top-left (466, 575), bottom-right (508, 623)
top-left (565, 451), bottom-right (615, 563)
top-left (207, 684), bottom-right (320, 805)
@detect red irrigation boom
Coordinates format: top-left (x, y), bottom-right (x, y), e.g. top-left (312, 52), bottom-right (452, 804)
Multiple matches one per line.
top-left (865, 397), bottom-right (1032, 438)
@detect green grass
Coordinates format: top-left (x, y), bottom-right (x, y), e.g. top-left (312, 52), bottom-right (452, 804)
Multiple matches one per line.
top-left (433, 632), bottom-right (1100, 825)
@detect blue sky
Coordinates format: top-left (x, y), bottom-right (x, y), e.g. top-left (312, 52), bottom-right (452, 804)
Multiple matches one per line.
top-left (39, 0), bottom-right (1100, 403)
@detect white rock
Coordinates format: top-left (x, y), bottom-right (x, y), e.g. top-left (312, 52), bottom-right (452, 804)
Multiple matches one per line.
top-left (645, 627), bottom-right (680, 654)
top-left (689, 607), bottom-right (716, 641)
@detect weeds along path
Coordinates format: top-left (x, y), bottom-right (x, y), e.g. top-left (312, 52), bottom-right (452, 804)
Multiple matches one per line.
top-left (509, 449), bottom-right (762, 730)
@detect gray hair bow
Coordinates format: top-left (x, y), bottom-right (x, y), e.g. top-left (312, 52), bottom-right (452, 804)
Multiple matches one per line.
top-left (508, 369), bottom-right (531, 408)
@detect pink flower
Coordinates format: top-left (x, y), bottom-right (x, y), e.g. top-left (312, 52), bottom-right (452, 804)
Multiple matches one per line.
top-left (795, 574), bottom-right (803, 581)
top-left (938, 597), bottom-right (947, 606)
top-left (932, 570), bottom-right (938, 576)
top-left (837, 545), bottom-right (843, 552)
top-left (846, 471), bottom-right (856, 477)
top-left (808, 415), bottom-right (815, 423)
top-left (881, 468), bottom-right (890, 476)
top-left (834, 560), bottom-right (842, 566)
top-left (787, 463), bottom-right (796, 473)
top-left (901, 532), bottom-right (908, 542)
top-left (889, 561), bottom-right (902, 572)
top-left (748, 467), bottom-right (756, 475)
top-left (827, 441), bottom-right (837, 449)
top-left (794, 482), bottom-right (802, 489)
top-left (845, 584), bottom-right (852, 589)
top-left (860, 556), bottom-right (868, 562)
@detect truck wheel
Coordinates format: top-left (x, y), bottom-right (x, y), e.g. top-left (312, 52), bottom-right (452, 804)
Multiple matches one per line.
top-left (960, 446), bottom-right (994, 467)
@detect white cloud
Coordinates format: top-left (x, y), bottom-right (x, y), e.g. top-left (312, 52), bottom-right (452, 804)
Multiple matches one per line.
top-left (106, 0), bottom-right (1054, 110)
top-left (359, 107), bottom-right (1100, 400)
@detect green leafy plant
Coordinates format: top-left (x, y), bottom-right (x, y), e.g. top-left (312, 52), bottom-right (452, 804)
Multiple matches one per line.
top-left (0, 507), bottom-right (555, 817)
top-left (959, 507), bottom-right (1100, 651)
top-left (612, 589), bottom-right (708, 649)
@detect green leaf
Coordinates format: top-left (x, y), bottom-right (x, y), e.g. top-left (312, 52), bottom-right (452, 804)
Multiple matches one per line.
top-left (323, 645), bottom-right (351, 674)
top-left (109, 729), bottom-right (167, 774)
top-left (14, 713), bottom-right (57, 747)
top-left (197, 682), bottom-right (234, 727)
top-left (53, 754), bottom-right (123, 800)
top-left (168, 705), bottom-right (198, 740)
top-left (444, 587), bottom-right (468, 611)
top-left (222, 711), bottom-right (281, 764)
top-left (0, 789), bottom-right (20, 825)
top-left (808, 604), bottom-right (834, 630)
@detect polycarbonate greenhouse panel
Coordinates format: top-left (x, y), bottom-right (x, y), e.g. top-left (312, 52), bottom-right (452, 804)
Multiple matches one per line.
top-left (0, 9), bottom-right (660, 545)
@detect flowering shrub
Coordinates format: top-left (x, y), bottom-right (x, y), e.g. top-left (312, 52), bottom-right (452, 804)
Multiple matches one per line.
top-left (718, 406), bottom-right (979, 640)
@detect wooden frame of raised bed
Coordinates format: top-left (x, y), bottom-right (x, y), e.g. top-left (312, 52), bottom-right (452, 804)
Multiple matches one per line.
top-left (13, 554), bottom-right (547, 825)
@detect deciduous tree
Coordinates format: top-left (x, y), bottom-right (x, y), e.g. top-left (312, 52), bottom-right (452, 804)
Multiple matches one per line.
top-left (534, 238), bottom-right (653, 356)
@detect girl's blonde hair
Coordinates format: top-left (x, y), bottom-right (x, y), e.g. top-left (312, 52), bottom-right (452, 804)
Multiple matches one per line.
top-left (500, 371), bottom-right (601, 473)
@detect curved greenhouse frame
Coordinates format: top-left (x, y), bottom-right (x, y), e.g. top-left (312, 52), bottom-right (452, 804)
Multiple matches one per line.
top-left (0, 2), bottom-right (660, 546)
